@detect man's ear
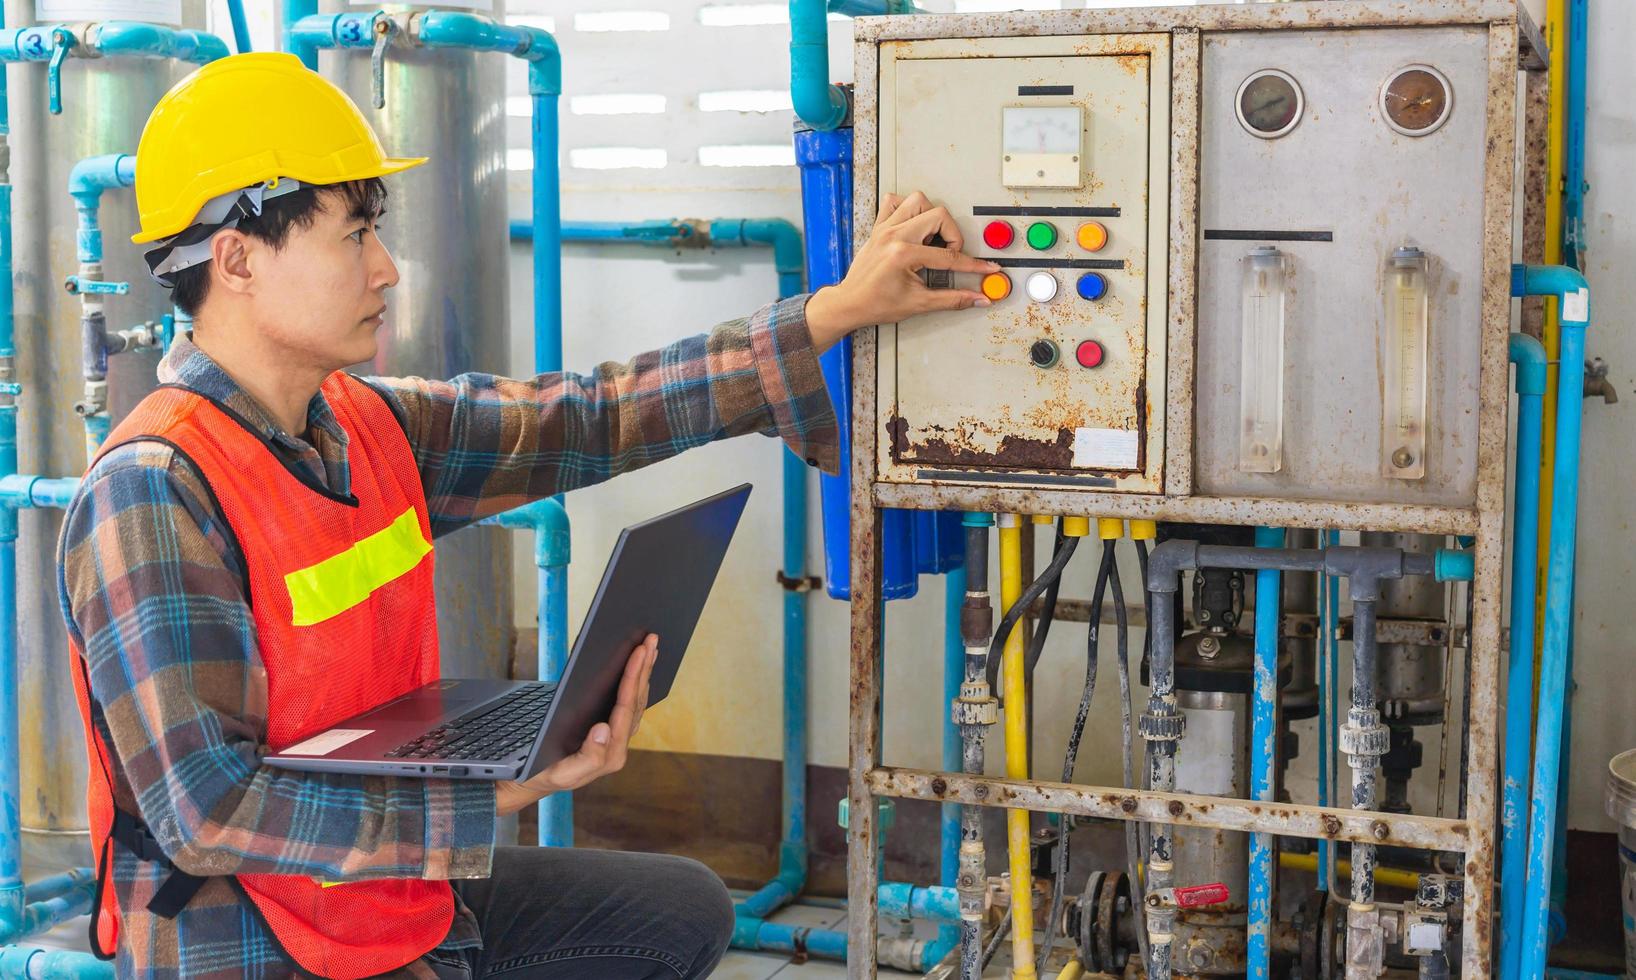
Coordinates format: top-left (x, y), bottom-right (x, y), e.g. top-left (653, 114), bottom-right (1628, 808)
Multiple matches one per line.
top-left (210, 229), bottom-right (254, 298)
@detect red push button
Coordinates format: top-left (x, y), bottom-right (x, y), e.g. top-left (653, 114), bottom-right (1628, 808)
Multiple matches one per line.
top-left (1075, 340), bottom-right (1104, 368)
top-left (982, 221), bottom-right (1015, 250)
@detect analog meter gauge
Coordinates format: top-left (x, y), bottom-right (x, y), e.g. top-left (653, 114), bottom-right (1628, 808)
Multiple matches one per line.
top-left (1235, 69), bottom-right (1302, 139)
top-left (1002, 106), bottom-right (1083, 188)
top-left (1381, 65), bottom-right (1453, 137)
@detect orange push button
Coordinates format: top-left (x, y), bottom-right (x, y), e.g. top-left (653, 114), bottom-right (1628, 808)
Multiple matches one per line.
top-left (1076, 222), bottom-right (1109, 252)
top-left (981, 272), bottom-right (1013, 301)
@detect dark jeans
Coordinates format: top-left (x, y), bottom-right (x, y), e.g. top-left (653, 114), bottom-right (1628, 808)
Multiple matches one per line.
top-left (428, 846), bottom-right (736, 979)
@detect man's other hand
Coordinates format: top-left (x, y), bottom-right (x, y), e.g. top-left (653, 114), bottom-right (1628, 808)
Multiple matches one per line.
top-left (803, 191), bottom-right (1001, 353)
top-left (496, 633), bottom-right (657, 816)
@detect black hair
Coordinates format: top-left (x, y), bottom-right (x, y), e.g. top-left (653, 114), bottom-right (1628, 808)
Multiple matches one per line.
top-left (169, 177), bottom-right (389, 319)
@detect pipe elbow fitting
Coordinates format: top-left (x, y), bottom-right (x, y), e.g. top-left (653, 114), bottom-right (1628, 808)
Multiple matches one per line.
top-left (1145, 539), bottom-right (1197, 593)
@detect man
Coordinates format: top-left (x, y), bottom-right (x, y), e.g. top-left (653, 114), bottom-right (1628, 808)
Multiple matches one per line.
top-left (57, 52), bottom-right (998, 979)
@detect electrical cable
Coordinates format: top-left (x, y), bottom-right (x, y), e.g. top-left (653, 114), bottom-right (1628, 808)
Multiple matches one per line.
top-left (1025, 521), bottom-right (1068, 677)
top-left (1037, 540), bottom-right (1114, 974)
top-left (986, 531), bottom-right (1080, 696)
top-left (982, 906), bottom-right (1013, 972)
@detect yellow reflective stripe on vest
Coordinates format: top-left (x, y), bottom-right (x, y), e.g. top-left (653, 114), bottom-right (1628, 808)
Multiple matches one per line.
top-left (284, 507), bottom-right (432, 626)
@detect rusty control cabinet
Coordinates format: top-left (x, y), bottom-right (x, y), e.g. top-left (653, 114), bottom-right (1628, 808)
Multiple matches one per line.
top-left (843, 2), bottom-right (1547, 977)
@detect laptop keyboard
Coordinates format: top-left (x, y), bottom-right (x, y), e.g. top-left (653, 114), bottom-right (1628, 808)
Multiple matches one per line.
top-left (386, 683), bottom-right (555, 762)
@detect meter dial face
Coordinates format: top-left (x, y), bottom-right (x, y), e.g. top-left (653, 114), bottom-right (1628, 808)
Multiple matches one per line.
top-left (1381, 65), bottom-right (1453, 136)
top-left (1235, 70), bottom-right (1302, 139)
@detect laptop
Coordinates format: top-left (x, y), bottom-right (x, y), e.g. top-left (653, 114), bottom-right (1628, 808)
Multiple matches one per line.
top-left (265, 483), bottom-right (752, 781)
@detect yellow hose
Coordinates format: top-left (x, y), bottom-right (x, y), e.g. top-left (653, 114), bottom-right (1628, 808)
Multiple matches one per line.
top-left (998, 515), bottom-right (1036, 978)
top-left (1278, 851), bottom-right (1421, 892)
top-left (1056, 960), bottom-right (1084, 980)
top-left (1535, 0), bottom-right (1568, 690)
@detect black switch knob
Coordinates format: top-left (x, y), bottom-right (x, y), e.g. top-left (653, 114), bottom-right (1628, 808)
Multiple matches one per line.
top-left (1030, 339), bottom-right (1060, 369)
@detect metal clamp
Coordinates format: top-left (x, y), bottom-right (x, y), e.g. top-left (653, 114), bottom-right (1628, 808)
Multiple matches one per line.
top-left (775, 570), bottom-right (822, 593)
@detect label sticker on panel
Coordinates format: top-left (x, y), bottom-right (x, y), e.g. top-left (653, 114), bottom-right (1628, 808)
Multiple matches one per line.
top-left (1071, 427), bottom-right (1139, 470)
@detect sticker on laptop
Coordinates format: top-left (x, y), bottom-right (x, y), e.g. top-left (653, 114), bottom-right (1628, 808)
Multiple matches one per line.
top-left (280, 729), bottom-right (373, 756)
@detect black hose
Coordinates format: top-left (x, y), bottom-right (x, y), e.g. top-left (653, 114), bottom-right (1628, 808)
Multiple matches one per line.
top-left (980, 906), bottom-right (1012, 972)
top-left (1112, 544), bottom-right (1149, 970)
top-left (985, 531), bottom-right (1079, 696)
top-left (1025, 522), bottom-right (1068, 678)
top-left (1037, 539), bottom-right (1114, 974)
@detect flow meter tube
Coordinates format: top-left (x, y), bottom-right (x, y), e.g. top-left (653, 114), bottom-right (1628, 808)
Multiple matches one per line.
top-left (1383, 246), bottom-right (1430, 479)
top-left (1239, 245), bottom-right (1289, 473)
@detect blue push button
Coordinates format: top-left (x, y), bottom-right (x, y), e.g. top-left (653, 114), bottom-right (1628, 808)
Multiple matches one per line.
top-left (1076, 272), bottom-right (1108, 301)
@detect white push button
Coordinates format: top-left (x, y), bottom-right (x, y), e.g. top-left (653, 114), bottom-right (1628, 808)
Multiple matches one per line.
top-left (1025, 271), bottom-right (1059, 304)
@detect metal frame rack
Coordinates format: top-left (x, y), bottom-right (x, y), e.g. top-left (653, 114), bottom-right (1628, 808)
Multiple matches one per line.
top-left (838, 2), bottom-right (1550, 976)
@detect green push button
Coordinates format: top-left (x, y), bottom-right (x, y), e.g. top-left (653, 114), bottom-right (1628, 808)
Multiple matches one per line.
top-left (1026, 221), bottom-right (1058, 251)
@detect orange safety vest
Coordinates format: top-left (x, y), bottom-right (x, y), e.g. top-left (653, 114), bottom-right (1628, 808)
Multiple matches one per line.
top-left (69, 374), bottom-right (455, 978)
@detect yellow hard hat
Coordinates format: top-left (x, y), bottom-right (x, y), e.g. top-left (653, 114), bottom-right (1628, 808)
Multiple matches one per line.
top-left (131, 52), bottom-right (425, 244)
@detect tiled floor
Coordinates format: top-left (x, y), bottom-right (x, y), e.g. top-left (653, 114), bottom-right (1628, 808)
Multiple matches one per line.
top-left (32, 892), bottom-right (1057, 978)
top-left (714, 903), bottom-right (1077, 979)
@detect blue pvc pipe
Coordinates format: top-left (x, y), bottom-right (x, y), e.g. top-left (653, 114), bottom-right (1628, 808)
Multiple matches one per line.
top-left (225, 0), bottom-right (252, 52)
top-left (22, 869), bottom-right (92, 905)
top-left (87, 21), bottom-right (228, 62)
top-left (712, 219), bottom-right (806, 301)
top-left (1513, 264), bottom-right (1591, 980)
top-left (0, 946), bottom-right (113, 979)
top-left (0, 0), bottom-right (18, 931)
top-left (938, 563), bottom-right (964, 956)
top-left (1434, 549), bottom-right (1475, 583)
top-left (283, 0), bottom-right (319, 68)
top-left (514, 218), bottom-right (806, 301)
top-left (1563, 0), bottom-right (1588, 266)
top-left (68, 154), bottom-right (134, 266)
top-left (789, 0), bottom-right (847, 131)
top-left (0, 475), bottom-right (78, 510)
top-left (878, 881), bottom-right (959, 923)
top-left (0, 23), bottom-right (225, 63)
top-left (477, 499), bottom-right (570, 845)
top-left (1499, 333), bottom-right (1546, 980)
top-left (732, 916), bottom-right (850, 961)
top-left (1318, 527), bottom-right (1341, 890)
top-left (1247, 526), bottom-right (1282, 978)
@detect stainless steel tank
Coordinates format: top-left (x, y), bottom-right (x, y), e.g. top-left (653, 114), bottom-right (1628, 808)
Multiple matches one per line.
top-left (317, 2), bottom-right (515, 681)
top-left (7, 0), bottom-right (205, 867)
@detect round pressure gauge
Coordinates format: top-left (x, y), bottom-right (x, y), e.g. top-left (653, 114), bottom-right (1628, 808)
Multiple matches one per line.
top-left (1381, 65), bottom-right (1453, 137)
top-left (1235, 69), bottom-right (1303, 139)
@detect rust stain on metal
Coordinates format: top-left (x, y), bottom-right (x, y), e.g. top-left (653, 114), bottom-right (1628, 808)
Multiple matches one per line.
top-left (1321, 815), bottom-right (1342, 838)
top-left (1168, 800), bottom-right (1185, 817)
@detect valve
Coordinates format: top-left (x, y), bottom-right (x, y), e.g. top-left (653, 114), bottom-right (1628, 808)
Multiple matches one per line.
top-left (1146, 882), bottom-right (1230, 911)
top-left (64, 276), bottom-right (129, 296)
top-left (1584, 357), bottom-right (1619, 404)
top-left (370, 14), bottom-right (401, 110)
top-left (47, 27), bottom-right (76, 116)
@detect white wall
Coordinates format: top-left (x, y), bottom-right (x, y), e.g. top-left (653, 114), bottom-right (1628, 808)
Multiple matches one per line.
top-left (1563, 0), bottom-right (1634, 835)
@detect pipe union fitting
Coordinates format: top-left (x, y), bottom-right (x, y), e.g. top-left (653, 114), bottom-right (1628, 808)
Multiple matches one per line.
top-left (953, 695), bottom-right (997, 726)
top-left (1139, 709), bottom-right (1186, 742)
top-left (1340, 722), bottom-right (1391, 759)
